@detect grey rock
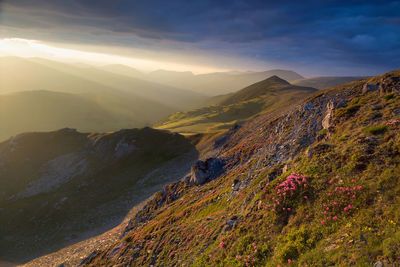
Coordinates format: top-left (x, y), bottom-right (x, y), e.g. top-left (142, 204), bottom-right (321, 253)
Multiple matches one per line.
top-left (362, 83), bottom-right (379, 94)
top-left (322, 101), bottom-right (334, 129)
top-left (187, 158), bottom-right (225, 185)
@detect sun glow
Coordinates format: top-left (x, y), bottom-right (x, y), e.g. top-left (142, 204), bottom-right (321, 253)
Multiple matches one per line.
top-left (0, 38), bottom-right (223, 73)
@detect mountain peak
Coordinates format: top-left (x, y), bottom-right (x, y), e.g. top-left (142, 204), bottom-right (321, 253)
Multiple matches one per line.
top-left (261, 75), bottom-right (291, 85)
top-left (218, 75), bottom-right (315, 106)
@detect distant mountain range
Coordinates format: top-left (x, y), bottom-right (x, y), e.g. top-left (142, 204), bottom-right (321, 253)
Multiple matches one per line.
top-left (101, 64), bottom-right (305, 95)
top-left (154, 76), bottom-right (317, 134)
top-left (0, 57), bottom-right (206, 141)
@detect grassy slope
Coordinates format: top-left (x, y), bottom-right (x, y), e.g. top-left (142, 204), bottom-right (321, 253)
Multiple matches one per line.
top-left (154, 76), bottom-right (316, 134)
top-left (0, 127), bottom-right (197, 261)
top-left (85, 70), bottom-right (400, 266)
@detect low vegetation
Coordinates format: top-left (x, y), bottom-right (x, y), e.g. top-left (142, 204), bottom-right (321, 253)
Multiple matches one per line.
top-left (82, 70), bottom-right (400, 266)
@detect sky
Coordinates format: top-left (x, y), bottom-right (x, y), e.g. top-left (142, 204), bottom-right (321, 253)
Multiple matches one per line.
top-left (0, 0), bottom-right (399, 76)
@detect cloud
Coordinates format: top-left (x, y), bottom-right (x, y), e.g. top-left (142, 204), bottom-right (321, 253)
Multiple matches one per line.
top-left (1, 0), bottom-right (399, 75)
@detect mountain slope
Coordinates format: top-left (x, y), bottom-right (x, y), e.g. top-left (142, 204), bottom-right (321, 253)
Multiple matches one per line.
top-left (154, 76), bottom-right (317, 134)
top-left (292, 76), bottom-right (367, 89)
top-left (0, 127), bottom-right (198, 262)
top-left (81, 70), bottom-right (400, 266)
top-left (0, 90), bottom-right (174, 141)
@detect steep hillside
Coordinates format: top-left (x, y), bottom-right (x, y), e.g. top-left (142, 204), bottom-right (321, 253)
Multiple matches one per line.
top-left (0, 127), bottom-right (197, 262)
top-left (154, 76), bottom-right (316, 134)
top-left (0, 90), bottom-right (174, 141)
top-left (292, 76), bottom-right (367, 90)
top-left (82, 70), bottom-right (400, 266)
top-left (101, 65), bottom-right (304, 96)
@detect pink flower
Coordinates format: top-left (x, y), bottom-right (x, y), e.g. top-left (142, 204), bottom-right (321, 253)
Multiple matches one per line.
top-left (348, 204), bottom-right (352, 209)
top-left (352, 179), bottom-right (356, 183)
top-left (236, 255), bottom-right (242, 259)
top-left (306, 215), bottom-right (310, 219)
top-left (344, 207), bottom-right (348, 211)
top-left (358, 186), bottom-right (362, 190)
top-left (334, 202), bottom-right (338, 205)
top-left (283, 208), bottom-right (286, 211)
top-left (333, 216), bottom-right (338, 220)
top-left (321, 220), bottom-right (325, 225)
top-left (304, 184), bottom-right (307, 187)
top-left (287, 207), bottom-right (291, 211)
top-left (352, 195), bottom-right (356, 198)
top-left (324, 211), bottom-right (328, 214)
top-left (288, 259), bottom-right (292, 263)
top-left (326, 207), bottom-right (330, 210)
top-left (220, 241), bottom-right (225, 248)
top-left (304, 196), bottom-right (308, 199)
top-left (327, 217), bottom-right (331, 220)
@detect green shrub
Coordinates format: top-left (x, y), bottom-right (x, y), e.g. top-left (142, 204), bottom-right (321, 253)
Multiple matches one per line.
top-left (384, 93), bottom-right (395, 101)
top-left (318, 128), bottom-right (328, 136)
top-left (275, 225), bottom-right (318, 262)
top-left (364, 125), bottom-right (387, 135)
top-left (335, 104), bottom-right (361, 118)
top-left (382, 232), bottom-right (400, 261)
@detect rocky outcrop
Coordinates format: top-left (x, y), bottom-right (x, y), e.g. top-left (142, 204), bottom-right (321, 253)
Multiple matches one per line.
top-left (183, 158), bottom-right (225, 185)
top-left (322, 100), bottom-right (335, 129)
top-left (362, 83), bottom-right (379, 94)
top-left (379, 76), bottom-right (400, 95)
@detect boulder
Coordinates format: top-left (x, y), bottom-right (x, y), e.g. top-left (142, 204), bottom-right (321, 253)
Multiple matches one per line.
top-left (187, 158), bottom-right (225, 185)
top-left (362, 83), bottom-right (379, 94)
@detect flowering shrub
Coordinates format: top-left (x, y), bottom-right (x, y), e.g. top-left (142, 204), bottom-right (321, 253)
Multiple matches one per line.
top-left (264, 173), bottom-right (310, 216)
top-left (386, 119), bottom-right (400, 126)
top-left (317, 178), bottom-right (364, 225)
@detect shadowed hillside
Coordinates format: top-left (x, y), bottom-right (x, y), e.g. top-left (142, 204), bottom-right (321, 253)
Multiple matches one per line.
top-left (0, 127), bottom-right (198, 262)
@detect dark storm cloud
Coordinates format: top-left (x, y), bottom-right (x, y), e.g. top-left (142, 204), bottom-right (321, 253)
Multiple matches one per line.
top-left (1, 0), bottom-right (399, 75)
